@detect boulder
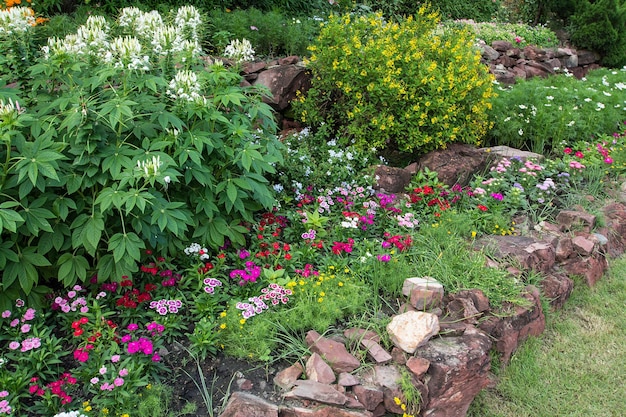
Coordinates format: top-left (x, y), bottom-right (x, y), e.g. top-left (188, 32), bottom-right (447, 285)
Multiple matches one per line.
top-left (306, 352), bottom-right (336, 384)
top-left (539, 273), bottom-right (574, 310)
top-left (475, 235), bottom-right (556, 273)
top-left (373, 165), bottom-right (412, 193)
top-left (416, 143), bottom-right (490, 186)
top-left (305, 330), bottom-right (360, 373)
top-left (253, 64), bottom-right (310, 111)
top-left (417, 327), bottom-right (492, 417)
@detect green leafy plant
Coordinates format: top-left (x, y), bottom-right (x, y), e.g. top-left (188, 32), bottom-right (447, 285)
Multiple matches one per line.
top-left (0, 6), bottom-right (283, 305)
top-left (294, 8), bottom-right (495, 155)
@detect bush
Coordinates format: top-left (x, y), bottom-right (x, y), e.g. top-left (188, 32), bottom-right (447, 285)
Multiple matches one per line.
top-left (205, 8), bottom-right (320, 57)
top-left (294, 7), bottom-right (495, 155)
top-left (0, 6), bottom-right (282, 305)
top-left (445, 20), bottom-right (559, 48)
top-left (570, 0), bottom-right (626, 68)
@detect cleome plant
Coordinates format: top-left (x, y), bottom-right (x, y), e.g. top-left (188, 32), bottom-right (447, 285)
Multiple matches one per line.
top-left (294, 5), bottom-right (495, 155)
top-left (0, 6), bottom-right (283, 306)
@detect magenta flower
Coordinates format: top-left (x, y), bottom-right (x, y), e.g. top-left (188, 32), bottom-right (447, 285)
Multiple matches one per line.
top-left (377, 254), bottom-right (391, 262)
top-left (491, 193), bottom-right (504, 201)
top-left (127, 323), bottom-right (139, 331)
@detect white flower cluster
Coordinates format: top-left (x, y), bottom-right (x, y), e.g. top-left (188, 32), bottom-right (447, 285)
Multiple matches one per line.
top-left (0, 7), bottom-right (36, 35)
top-left (0, 98), bottom-right (23, 120)
top-left (104, 36), bottom-right (150, 71)
top-left (53, 411), bottom-right (88, 417)
top-left (42, 6), bottom-right (203, 69)
top-left (167, 70), bottom-right (204, 103)
top-left (137, 155), bottom-right (162, 177)
top-left (184, 243), bottom-right (211, 261)
top-left (224, 38), bottom-right (255, 64)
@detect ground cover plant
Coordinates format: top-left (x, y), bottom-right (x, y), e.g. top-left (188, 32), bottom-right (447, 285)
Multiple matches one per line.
top-left (1, 1), bottom-right (626, 416)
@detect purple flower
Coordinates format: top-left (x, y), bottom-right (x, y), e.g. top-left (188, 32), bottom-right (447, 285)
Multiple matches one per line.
top-left (127, 323), bottom-right (139, 331)
top-left (238, 249), bottom-right (250, 259)
top-left (15, 299), bottom-right (24, 307)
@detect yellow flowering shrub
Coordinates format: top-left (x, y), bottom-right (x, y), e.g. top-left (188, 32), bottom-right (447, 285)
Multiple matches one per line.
top-left (295, 7), bottom-right (495, 154)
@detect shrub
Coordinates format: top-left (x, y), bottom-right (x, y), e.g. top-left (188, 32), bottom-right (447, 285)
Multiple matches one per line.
top-left (0, 6), bottom-right (282, 306)
top-left (205, 8), bottom-right (320, 58)
top-left (570, 0), bottom-right (626, 68)
top-left (294, 7), bottom-right (495, 155)
top-left (445, 20), bottom-right (559, 48)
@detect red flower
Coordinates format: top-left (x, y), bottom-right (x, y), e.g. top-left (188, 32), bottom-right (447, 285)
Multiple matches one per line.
top-left (477, 205), bottom-right (488, 211)
top-left (563, 147), bottom-right (572, 154)
top-left (120, 279), bottom-right (133, 287)
top-left (575, 151), bottom-right (584, 158)
top-left (284, 253), bottom-right (292, 261)
top-left (217, 253), bottom-right (225, 259)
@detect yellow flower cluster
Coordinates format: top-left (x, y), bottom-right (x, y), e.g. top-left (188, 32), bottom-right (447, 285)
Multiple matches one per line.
top-left (296, 6), bottom-right (495, 154)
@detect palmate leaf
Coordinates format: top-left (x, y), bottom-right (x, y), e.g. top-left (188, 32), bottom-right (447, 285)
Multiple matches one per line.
top-left (2, 247), bottom-right (50, 295)
top-left (57, 253), bottom-right (90, 287)
top-left (0, 204), bottom-right (25, 233)
top-left (108, 232), bottom-right (145, 263)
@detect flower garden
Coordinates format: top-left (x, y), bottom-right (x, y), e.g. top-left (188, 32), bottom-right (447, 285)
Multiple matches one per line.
top-left (0, 1), bottom-right (625, 416)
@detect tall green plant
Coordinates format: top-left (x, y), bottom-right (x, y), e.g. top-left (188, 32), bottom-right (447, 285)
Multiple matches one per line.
top-left (0, 7), bottom-right (282, 307)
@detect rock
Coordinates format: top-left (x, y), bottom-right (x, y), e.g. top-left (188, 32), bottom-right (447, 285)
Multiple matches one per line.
top-left (559, 54), bottom-right (578, 68)
top-left (555, 237), bottom-right (574, 261)
top-left (556, 210), bottom-right (596, 232)
top-left (279, 405), bottom-right (373, 417)
top-left (524, 61), bottom-right (554, 78)
top-left (285, 380), bottom-right (349, 406)
top-left (338, 372), bottom-right (360, 387)
top-left (306, 353), bottom-right (336, 384)
top-left (253, 64), bottom-right (311, 111)
top-left (305, 330), bottom-right (360, 373)
top-left (410, 288), bottom-right (443, 310)
top-left (274, 362), bottom-right (304, 390)
top-left (278, 55), bottom-right (300, 65)
top-left (352, 385), bottom-right (384, 411)
top-left (242, 61), bottom-right (267, 74)
top-left (390, 347), bottom-right (408, 365)
top-left (446, 295), bottom-right (480, 324)
top-left (360, 339), bottom-right (392, 364)
top-left (386, 311), bottom-right (440, 354)
top-left (417, 327), bottom-right (492, 417)
top-left (479, 286), bottom-right (545, 365)
top-left (402, 276), bottom-right (444, 297)
top-left (237, 378), bottom-right (254, 390)
top-left (571, 235), bottom-right (595, 256)
top-left (406, 357), bottom-right (430, 378)
top-left (344, 328), bottom-right (380, 343)
top-left (478, 41), bottom-right (500, 61)
top-left (576, 49), bottom-right (601, 65)
top-left (454, 289), bottom-right (490, 312)
top-left (482, 145), bottom-right (544, 162)
top-left (539, 273), bottom-right (574, 310)
top-left (373, 165), bottom-right (412, 193)
top-left (416, 143), bottom-right (490, 186)
top-left (492, 40), bottom-right (513, 51)
top-left (219, 392), bottom-right (279, 417)
top-left (562, 255), bottom-right (608, 287)
top-left (601, 203), bottom-right (626, 256)
top-left (360, 365), bottom-right (405, 414)
top-left (475, 235), bottom-right (556, 273)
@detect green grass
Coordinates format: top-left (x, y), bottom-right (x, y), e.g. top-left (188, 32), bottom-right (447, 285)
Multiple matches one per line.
top-left (468, 256), bottom-right (626, 417)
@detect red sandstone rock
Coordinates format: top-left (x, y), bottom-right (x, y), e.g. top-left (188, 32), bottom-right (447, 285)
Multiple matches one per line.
top-left (274, 362), bottom-right (304, 390)
top-left (305, 330), bottom-right (360, 373)
top-left (344, 328), bottom-right (380, 343)
top-left (539, 273), bottom-right (574, 309)
top-left (406, 357), bottom-right (430, 378)
top-left (219, 392), bottom-right (278, 417)
top-left (373, 165), bottom-right (412, 193)
top-left (571, 235), bottom-right (595, 255)
top-left (285, 380), bottom-right (349, 406)
top-left (352, 385), bottom-right (384, 411)
top-left (306, 353), bottom-right (336, 384)
top-left (416, 143), bottom-right (489, 186)
top-left (556, 210), bottom-right (596, 232)
top-left (360, 339), bottom-right (392, 365)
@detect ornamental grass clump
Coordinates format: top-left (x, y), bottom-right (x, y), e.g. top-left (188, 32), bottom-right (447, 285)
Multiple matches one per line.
top-left (295, 6), bottom-right (495, 154)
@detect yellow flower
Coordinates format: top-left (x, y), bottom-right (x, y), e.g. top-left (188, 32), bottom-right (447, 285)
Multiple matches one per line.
top-left (220, 323), bottom-right (226, 329)
top-left (318, 297), bottom-right (324, 303)
top-left (102, 408), bottom-right (109, 415)
top-left (319, 292), bottom-right (326, 297)
top-left (338, 282), bottom-right (344, 287)
top-left (239, 318), bottom-right (246, 325)
top-left (471, 231), bottom-right (477, 238)
top-left (146, 384), bottom-right (152, 390)
top-left (220, 311), bottom-right (227, 318)
top-left (121, 414), bottom-right (130, 417)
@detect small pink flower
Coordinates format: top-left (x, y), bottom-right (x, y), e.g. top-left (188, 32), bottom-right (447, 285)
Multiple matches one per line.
top-left (9, 319), bottom-right (18, 327)
top-left (21, 324), bottom-right (31, 333)
top-left (111, 355), bottom-right (120, 363)
top-left (99, 366), bottom-right (107, 375)
top-left (119, 368), bottom-right (129, 377)
top-left (250, 25), bottom-right (258, 31)
top-left (515, 36), bottom-right (522, 43)
top-left (113, 377), bottom-right (124, 387)
top-left (604, 157), bottom-right (613, 164)
top-left (0, 391), bottom-right (8, 398)
top-left (15, 299), bottom-right (24, 307)
top-left (90, 377), bottom-right (99, 384)
top-left (1, 310), bottom-right (10, 318)
top-left (575, 151), bottom-right (584, 158)
top-left (9, 341), bottom-right (20, 350)
top-left (151, 354), bottom-right (161, 362)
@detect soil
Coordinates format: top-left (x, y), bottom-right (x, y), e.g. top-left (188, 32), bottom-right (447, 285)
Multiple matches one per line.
top-left (164, 343), bottom-right (291, 416)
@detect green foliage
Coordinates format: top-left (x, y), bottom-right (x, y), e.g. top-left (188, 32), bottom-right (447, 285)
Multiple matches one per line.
top-left (570, 0), bottom-right (626, 68)
top-left (429, 0), bottom-right (501, 21)
top-left (487, 68), bottom-right (626, 154)
top-left (205, 8), bottom-right (320, 57)
top-left (0, 7), bottom-right (283, 303)
top-left (445, 20), bottom-right (558, 48)
top-left (295, 8), bottom-right (495, 155)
